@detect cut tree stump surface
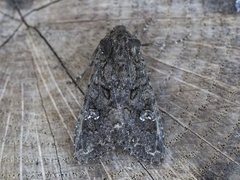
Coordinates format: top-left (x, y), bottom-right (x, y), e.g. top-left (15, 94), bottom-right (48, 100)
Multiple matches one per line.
top-left (0, 0), bottom-right (240, 179)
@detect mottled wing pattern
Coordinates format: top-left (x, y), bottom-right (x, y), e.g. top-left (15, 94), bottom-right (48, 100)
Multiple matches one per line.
top-left (74, 26), bottom-right (164, 164)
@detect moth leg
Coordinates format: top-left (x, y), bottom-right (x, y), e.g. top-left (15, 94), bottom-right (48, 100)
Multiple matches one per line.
top-left (141, 33), bottom-right (191, 49)
top-left (75, 45), bottom-right (101, 92)
top-left (75, 65), bottom-right (94, 94)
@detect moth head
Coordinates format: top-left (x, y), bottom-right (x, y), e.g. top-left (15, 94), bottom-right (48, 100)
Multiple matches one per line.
top-left (98, 26), bottom-right (142, 62)
top-left (111, 26), bottom-right (141, 57)
top-left (110, 25), bottom-right (132, 39)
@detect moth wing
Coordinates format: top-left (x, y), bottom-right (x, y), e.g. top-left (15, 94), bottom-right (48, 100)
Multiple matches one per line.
top-left (74, 109), bottom-right (114, 163)
top-left (120, 110), bottom-right (164, 164)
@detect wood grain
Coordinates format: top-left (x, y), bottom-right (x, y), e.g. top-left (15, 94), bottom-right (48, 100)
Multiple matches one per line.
top-left (0, 0), bottom-right (239, 179)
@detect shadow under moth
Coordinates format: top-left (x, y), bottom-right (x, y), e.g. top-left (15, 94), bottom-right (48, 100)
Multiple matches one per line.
top-left (74, 25), bottom-right (165, 164)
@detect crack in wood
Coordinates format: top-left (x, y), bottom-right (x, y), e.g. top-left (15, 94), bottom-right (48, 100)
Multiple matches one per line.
top-left (13, 2), bottom-right (85, 95)
top-left (0, 22), bottom-right (22, 49)
top-left (32, 56), bottom-right (64, 180)
top-left (24, 0), bottom-right (63, 17)
top-left (138, 161), bottom-right (155, 180)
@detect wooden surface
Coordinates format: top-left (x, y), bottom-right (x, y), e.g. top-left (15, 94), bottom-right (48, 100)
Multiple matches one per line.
top-left (0, 0), bottom-right (240, 179)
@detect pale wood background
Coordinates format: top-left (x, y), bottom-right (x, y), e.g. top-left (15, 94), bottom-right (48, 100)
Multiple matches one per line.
top-left (0, 0), bottom-right (240, 179)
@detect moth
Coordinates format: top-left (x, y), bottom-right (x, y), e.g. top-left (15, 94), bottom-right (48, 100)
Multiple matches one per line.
top-left (74, 25), bottom-right (165, 164)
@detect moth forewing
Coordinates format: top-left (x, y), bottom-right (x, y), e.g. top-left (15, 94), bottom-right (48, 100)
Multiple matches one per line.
top-left (74, 25), bottom-right (165, 164)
